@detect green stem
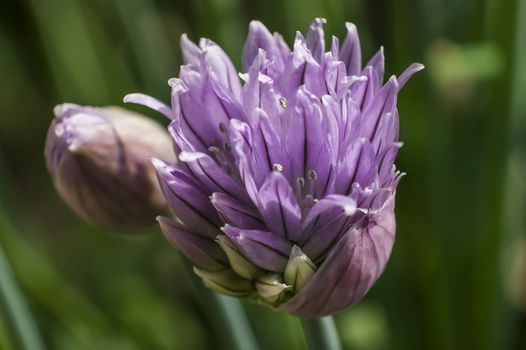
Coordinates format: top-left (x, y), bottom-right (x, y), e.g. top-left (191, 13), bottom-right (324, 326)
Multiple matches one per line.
top-left (0, 243), bottom-right (45, 350)
top-left (212, 294), bottom-right (259, 350)
top-left (301, 316), bottom-right (342, 350)
top-left (180, 259), bottom-right (259, 350)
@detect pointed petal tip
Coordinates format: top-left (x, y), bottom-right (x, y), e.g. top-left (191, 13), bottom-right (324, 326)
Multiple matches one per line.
top-left (151, 157), bottom-right (167, 170)
top-left (221, 224), bottom-right (242, 239)
top-left (178, 151), bottom-right (202, 162)
top-left (180, 33), bottom-right (190, 41)
top-left (122, 93), bottom-right (139, 104)
top-left (398, 63), bottom-right (425, 89)
top-left (248, 20), bottom-right (272, 34)
top-left (312, 17), bottom-right (327, 25)
top-left (344, 22), bottom-right (358, 34)
top-left (210, 192), bottom-right (218, 202)
top-left (168, 77), bottom-right (188, 91)
top-left (343, 201), bottom-right (357, 216)
top-left (53, 103), bottom-right (66, 117)
top-left (387, 74), bottom-right (400, 87)
top-left (53, 103), bottom-right (83, 118)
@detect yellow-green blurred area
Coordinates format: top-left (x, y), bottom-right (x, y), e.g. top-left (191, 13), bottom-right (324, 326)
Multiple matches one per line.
top-left (1, 0), bottom-right (525, 349)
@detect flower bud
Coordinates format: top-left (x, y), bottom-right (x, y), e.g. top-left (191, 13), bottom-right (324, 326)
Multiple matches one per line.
top-left (45, 103), bottom-right (175, 232)
top-left (284, 246), bottom-right (317, 293)
top-left (193, 267), bottom-right (254, 298)
top-left (256, 273), bottom-right (292, 305)
top-left (216, 235), bottom-right (265, 279)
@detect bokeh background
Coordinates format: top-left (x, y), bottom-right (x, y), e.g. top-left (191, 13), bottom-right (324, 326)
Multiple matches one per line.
top-left (1, 0), bottom-right (526, 349)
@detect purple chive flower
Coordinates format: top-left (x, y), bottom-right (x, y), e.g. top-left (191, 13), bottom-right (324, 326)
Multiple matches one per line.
top-left (125, 18), bottom-right (423, 317)
top-left (45, 104), bottom-right (175, 232)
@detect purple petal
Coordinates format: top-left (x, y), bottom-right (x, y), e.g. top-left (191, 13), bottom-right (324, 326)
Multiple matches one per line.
top-left (250, 109), bottom-right (291, 182)
top-left (339, 22), bottom-right (362, 75)
top-left (257, 171), bottom-right (302, 241)
top-left (306, 18), bottom-right (326, 62)
top-left (377, 143), bottom-right (402, 185)
top-left (199, 39), bottom-right (242, 97)
top-left (364, 46), bottom-right (385, 87)
top-left (398, 63), bottom-right (425, 89)
top-left (123, 93), bottom-right (173, 119)
top-left (243, 21), bottom-right (286, 72)
top-left (322, 60), bottom-right (350, 98)
top-left (300, 195), bottom-right (357, 262)
top-left (285, 88), bottom-right (327, 180)
top-left (277, 37), bottom-right (322, 99)
top-left (171, 63), bottom-right (245, 152)
top-left (223, 225), bottom-right (293, 272)
top-left (228, 119), bottom-right (260, 204)
top-left (180, 34), bottom-right (202, 66)
top-left (168, 78), bottom-right (214, 151)
top-left (158, 216), bottom-right (227, 271)
top-left (153, 158), bottom-right (222, 237)
top-left (211, 192), bottom-right (266, 230)
top-left (334, 138), bottom-right (377, 194)
top-left (370, 111), bottom-right (399, 155)
top-left (350, 66), bottom-right (378, 111)
top-left (242, 53), bottom-right (282, 130)
top-left (357, 76), bottom-right (399, 141)
top-left (179, 151), bottom-right (249, 202)
top-left (278, 201), bottom-right (396, 317)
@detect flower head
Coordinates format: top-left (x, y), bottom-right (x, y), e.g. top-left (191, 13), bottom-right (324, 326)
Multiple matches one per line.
top-left (45, 104), bottom-right (175, 232)
top-left (126, 18), bottom-right (422, 317)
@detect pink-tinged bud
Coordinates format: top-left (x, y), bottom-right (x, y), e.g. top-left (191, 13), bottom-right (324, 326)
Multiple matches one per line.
top-left (45, 103), bottom-right (175, 232)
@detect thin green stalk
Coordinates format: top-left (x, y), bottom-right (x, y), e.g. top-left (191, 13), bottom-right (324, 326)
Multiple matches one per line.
top-left (0, 243), bottom-right (45, 350)
top-left (301, 316), bottom-right (342, 350)
top-left (212, 294), bottom-right (260, 350)
top-left (180, 259), bottom-right (259, 350)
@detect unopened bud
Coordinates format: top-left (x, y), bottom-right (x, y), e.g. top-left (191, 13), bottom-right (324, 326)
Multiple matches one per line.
top-left (217, 235), bottom-right (265, 279)
top-left (45, 103), bottom-right (175, 232)
top-left (284, 245), bottom-right (317, 293)
top-left (193, 267), bottom-right (254, 298)
top-left (256, 273), bottom-right (292, 305)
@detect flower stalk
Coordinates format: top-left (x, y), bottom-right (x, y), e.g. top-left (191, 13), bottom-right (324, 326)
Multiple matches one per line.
top-left (180, 258), bottom-right (259, 350)
top-left (301, 316), bottom-right (342, 350)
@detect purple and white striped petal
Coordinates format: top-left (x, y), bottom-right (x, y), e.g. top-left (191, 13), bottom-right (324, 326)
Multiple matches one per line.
top-left (334, 138), bottom-right (377, 194)
top-left (257, 171), bottom-right (302, 241)
top-left (180, 34), bottom-right (202, 66)
top-left (223, 225), bottom-right (293, 272)
top-left (123, 93), bottom-right (173, 119)
top-left (306, 18), bottom-right (326, 63)
top-left (199, 38), bottom-right (242, 97)
top-left (178, 151), bottom-right (249, 201)
top-left (278, 201), bottom-right (396, 317)
top-left (365, 46), bottom-right (385, 87)
top-left (211, 192), bottom-right (266, 230)
top-left (243, 21), bottom-right (287, 73)
top-left (158, 216), bottom-right (227, 271)
top-left (153, 158), bottom-right (222, 237)
top-left (339, 22), bottom-right (362, 76)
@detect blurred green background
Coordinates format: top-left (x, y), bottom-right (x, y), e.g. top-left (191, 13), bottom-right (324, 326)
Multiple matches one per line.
top-left (1, 0), bottom-right (526, 349)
